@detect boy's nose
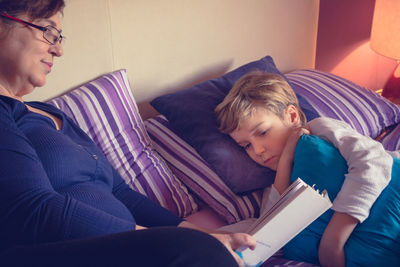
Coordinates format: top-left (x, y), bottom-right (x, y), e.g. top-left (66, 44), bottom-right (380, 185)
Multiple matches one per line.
top-left (253, 142), bottom-right (266, 156)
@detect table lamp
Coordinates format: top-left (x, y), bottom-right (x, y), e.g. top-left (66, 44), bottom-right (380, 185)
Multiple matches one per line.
top-left (370, 0), bottom-right (400, 102)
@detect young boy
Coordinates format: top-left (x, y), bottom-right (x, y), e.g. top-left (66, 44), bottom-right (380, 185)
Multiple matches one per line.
top-left (215, 71), bottom-right (395, 267)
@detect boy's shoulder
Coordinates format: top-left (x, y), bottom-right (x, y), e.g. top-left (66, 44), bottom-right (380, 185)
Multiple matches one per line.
top-left (307, 117), bottom-right (353, 132)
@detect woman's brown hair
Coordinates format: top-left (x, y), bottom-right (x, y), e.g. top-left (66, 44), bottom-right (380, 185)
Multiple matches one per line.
top-left (0, 0), bottom-right (65, 21)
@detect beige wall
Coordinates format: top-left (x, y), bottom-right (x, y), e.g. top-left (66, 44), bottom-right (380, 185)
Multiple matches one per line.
top-left (26, 0), bottom-right (319, 119)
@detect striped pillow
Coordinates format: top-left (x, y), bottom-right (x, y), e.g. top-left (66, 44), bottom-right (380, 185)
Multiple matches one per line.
top-left (380, 123), bottom-right (400, 151)
top-left (286, 69), bottom-right (400, 138)
top-left (47, 70), bottom-right (198, 217)
top-left (144, 115), bottom-right (263, 224)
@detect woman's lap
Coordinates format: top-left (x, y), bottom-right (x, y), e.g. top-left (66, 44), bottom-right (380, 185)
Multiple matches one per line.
top-left (0, 227), bottom-right (237, 267)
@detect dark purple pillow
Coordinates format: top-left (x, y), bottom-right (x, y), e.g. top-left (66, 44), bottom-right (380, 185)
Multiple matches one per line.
top-left (151, 56), bottom-right (318, 194)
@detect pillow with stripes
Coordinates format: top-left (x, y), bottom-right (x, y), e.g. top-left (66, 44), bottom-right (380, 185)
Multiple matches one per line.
top-left (286, 69), bottom-right (400, 138)
top-left (144, 115), bottom-right (263, 224)
top-left (150, 56), bottom-right (319, 195)
top-left (379, 123), bottom-right (400, 152)
top-left (47, 69), bottom-right (198, 217)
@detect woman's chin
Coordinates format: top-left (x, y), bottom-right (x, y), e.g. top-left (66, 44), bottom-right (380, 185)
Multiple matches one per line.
top-left (30, 77), bottom-right (47, 89)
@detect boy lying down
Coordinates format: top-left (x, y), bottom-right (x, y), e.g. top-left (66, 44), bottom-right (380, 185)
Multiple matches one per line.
top-left (215, 71), bottom-right (400, 267)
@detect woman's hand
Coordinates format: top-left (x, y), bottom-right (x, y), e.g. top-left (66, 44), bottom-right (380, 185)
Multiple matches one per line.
top-left (178, 221), bottom-right (256, 267)
top-left (210, 232), bottom-right (257, 267)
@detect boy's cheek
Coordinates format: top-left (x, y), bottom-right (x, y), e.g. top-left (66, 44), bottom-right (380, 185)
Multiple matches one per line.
top-left (249, 154), bottom-right (264, 167)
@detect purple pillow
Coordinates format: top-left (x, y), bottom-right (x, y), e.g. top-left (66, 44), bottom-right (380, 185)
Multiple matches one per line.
top-left (379, 123), bottom-right (400, 151)
top-left (151, 56), bottom-right (319, 194)
top-left (144, 115), bottom-right (263, 224)
top-left (47, 70), bottom-right (199, 217)
top-left (286, 69), bottom-right (400, 138)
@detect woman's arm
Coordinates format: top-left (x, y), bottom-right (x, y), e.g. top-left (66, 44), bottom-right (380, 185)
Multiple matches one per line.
top-left (0, 102), bottom-right (136, 245)
top-left (0, 139), bottom-right (136, 243)
top-left (111, 152), bottom-right (257, 267)
top-left (111, 168), bottom-right (184, 227)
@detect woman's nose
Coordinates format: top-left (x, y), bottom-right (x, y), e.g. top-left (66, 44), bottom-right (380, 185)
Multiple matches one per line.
top-left (50, 42), bottom-right (64, 57)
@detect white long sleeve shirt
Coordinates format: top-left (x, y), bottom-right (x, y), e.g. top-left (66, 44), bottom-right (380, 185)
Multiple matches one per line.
top-left (220, 117), bottom-right (395, 234)
top-left (262, 117), bottom-right (393, 223)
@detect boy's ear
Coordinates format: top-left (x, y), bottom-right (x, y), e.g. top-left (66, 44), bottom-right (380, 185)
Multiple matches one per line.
top-left (285, 105), bottom-right (301, 125)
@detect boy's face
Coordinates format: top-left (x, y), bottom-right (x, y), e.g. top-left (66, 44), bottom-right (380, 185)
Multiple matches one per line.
top-left (230, 106), bottom-right (299, 171)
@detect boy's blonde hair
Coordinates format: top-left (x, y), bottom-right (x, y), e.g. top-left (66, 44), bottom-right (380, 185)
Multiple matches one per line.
top-left (215, 71), bottom-right (306, 134)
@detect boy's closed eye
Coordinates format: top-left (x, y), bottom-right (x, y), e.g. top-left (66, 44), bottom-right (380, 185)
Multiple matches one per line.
top-left (239, 130), bottom-right (269, 150)
top-left (237, 142), bottom-right (251, 150)
top-left (258, 130), bottom-right (268, 136)
top-left (243, 143), bottom-right (251, 150)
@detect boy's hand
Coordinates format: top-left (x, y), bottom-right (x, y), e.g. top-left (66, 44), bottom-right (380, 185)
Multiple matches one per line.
top-left (274, 127), bottom-right (309, 194)
top-left (281, 127), bottom-right (310, 163)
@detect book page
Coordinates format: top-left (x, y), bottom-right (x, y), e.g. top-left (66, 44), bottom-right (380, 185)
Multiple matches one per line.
top-left (247, 180), bottom-right (307, 235)
top-left (240, 178), bottom-right (332, 266)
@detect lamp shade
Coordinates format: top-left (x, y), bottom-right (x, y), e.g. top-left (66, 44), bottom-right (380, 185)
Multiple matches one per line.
top-left (370, 0), bottom-right (400, 60)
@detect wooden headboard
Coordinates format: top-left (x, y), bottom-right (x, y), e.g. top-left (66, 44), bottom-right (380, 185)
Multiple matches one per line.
top-left (26, 0), bottom-right (319, 119)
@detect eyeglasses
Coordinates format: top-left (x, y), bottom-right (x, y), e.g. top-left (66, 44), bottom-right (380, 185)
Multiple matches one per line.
top-left (0, 13), bottom-right (64, 45)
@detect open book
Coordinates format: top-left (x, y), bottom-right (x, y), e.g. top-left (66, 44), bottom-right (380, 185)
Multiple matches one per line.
top-left (240, 178), bottom-right (332, 267)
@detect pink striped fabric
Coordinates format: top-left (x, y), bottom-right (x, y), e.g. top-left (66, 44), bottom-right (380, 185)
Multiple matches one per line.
top-left (144, 115), bottom-right (263, 224)
top-left (47, 70), bottom-right (198, 217)
top-left (286, 69), bottom-right (400, 138)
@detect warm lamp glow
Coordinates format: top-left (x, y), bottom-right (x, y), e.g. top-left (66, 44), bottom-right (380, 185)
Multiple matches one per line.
top-left (370, 0), bottom-right (400, 102)
top-left (370, 0), bottom-right (400, 60)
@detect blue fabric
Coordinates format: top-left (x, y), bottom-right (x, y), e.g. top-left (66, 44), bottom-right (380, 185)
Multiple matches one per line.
top-left (285, 135), bottom-right (400, 266)
top-left (151, 55), bottom-right (319, 194)
top-left (0, 95), bottom-right (183, 252)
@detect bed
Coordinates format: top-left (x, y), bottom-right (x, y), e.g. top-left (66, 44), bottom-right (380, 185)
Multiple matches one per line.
top-left (22, 0), bottom-right (397, 265)
top-left (46, 55), bottom-right (400, 266)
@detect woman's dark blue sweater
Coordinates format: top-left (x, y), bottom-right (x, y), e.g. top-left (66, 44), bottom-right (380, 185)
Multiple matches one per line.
top-left (0, 95), bottom-right (182, 252)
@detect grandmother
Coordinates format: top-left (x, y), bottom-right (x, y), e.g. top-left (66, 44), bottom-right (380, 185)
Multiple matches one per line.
top-left (0, 1), bottom-right (255, 266)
